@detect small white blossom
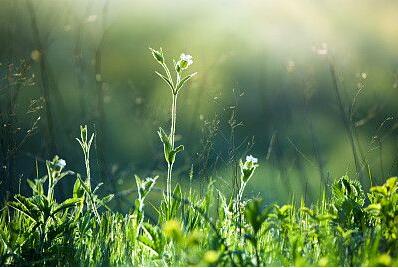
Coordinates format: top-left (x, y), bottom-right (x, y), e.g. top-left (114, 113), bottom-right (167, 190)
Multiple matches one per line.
top-left (180, 53), bottom-right (193, 66)
top-left (240, 155), bottom-right (259, 183)
top-left (56, 159), bottom-right (66, 169)
top-left (176, 53), bottom-right (193, 71)
top-left (246, 155), bottom-right (258, 164)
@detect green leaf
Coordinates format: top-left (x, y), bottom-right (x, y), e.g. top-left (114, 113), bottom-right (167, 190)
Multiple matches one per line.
top-left (365, 203), bottom-right (381, 215)
top-left (155, 71), bottom-right (174, 90)
top-left (370, 186), bottom-right (388, 196)
top-left (158, 127), bottom-right (172, 164)
top-left (176, 72), bottom-right (197, 92)
top-left (52, 198), bottom-right (82, 215)
top-left (101, 194), bottom-right (114, 204)
top-left (73, 177), bottom-right (84, 198)
top-left (140, 222), bottom-right (165, 255)
top-left (149, 47), bottom-right (164, 64)
top-left (7, 201), bottom-right (36, 222)
top-left (27, 179), bottom-right (37, 194)
top-left (168, 144), bottom-right (184, 164)
top-left (174, 144), bottom-right (184, 153)
top-left (98, 194), bottom-right (114, 211)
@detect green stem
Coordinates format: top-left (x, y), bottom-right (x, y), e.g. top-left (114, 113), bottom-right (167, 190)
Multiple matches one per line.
top-left (167, 163), bottom-right (172, 207)
top-left (237, 181), bottom-right (247, 209)
top-left (170, 94), bottom-right (178, 147)
top-left (85, 150), bottom-right (91, 192)
top-left (167, 93), bottom-right (178, 208)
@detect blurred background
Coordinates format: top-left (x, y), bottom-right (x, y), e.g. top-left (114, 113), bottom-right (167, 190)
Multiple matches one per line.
top-left (1, 0), bottom-right (397, 210)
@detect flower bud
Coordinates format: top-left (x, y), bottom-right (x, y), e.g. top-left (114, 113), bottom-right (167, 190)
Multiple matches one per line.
top-left (149, 47), bottom-right (164, 64)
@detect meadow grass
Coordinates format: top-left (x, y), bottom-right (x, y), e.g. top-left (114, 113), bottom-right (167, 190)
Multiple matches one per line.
top-left (0, 49), bottom-right (397, 267)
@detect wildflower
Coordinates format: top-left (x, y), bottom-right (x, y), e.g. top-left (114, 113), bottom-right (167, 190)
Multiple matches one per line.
top-left (246, 155), bottom-right (258, 164)
top-left (176, 53), bottom-right (193, 72)
top-left (240, 155), bottom-right (259, 183)
top-left (55, 158), bottom-right (66, 169)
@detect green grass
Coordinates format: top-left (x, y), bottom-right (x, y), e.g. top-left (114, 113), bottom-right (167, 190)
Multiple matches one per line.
top-left (1, 49), bottom-right (397, 267)
top-left (0, 147), bottom-right (397, 266)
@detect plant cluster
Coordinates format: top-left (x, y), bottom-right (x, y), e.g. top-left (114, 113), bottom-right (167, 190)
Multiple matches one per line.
top-left (0, 50), bottom-right (397, 267)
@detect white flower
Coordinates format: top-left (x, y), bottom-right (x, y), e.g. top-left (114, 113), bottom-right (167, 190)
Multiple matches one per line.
top-left (146, 177), bottom-right (156, 183)
top-left (240, 155), bottom-right (259, 183)
top-left (176, 53), bottom-right (193, 71)
top-left (56, 159), bottom-right (66, 169)
top-left (180, 54), bottom-right (193, 65)
top-left (246, 155), bottom-right (258, 164)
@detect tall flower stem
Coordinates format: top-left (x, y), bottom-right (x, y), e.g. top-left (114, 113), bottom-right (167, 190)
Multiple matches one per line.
top-left (167, 93), bottom-right (178, 205)
top-left (150, 48), bottom-right (196, 216)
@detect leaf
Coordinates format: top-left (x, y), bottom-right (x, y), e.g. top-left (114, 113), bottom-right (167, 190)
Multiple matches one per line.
top-left (88, 133), bottom-right (94, 150)
top-left (365, 203), bottom-right (381, 215)
top-left (98, 194), bottom-right (114, 211)
top-left (174, 144), bottom-right (184, 153)
top-left (245, 199), bottom-right (272, 234)
top-left (140, 222), bottom-right (165, 255)
top-left (370, 186), bottom-right (388, 196)
top-left (101, 194), bottom-right (114, 204)
top-left (73, 177), bottom-right (84, 198)
top-left (51, 198), bottom-right (82, 215)
top-left (168, 145), bottom-right (184, 164)
top-left (176, 72), bottom-right (197, 92)
top-left (155, 71), bottom-right (173, 90)
top-left (7, 201), bottom-right (36, 222)
top-left (158, 127), bottom-right (172, 164)
top-left (93, 182), bottom-right (104, 193)
top-left (76, 175), bottom-right (101, 223)
top-left (27, 179), bottom-right (37, 194)
top-left (138, 235), bottom-right (158, 255)
top-left (316, 213), bottom-right (336, 222)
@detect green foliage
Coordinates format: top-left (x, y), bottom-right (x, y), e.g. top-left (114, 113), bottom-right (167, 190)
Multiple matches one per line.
top-left (2, 167), bottom-right (398, 266)
top-left (366, 177), bottom-right (398, 253)
top-left (331, 175), bottom-right (366, 229)
top-left (3, 157), bottom-right (82, 266)
top-left (1, 50), bottom-right (397, 267)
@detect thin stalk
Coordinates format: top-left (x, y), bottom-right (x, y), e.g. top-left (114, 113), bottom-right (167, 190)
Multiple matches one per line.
top-left (26, 0), bottom-right (57, 157)
top-left (170, 94), bottom-right (178, 147)
top-left (167, 93), bottom-right (178, 205)
top-left (167, 163), bottom-right (172, 206)
top-left (328, 60), bottom-right (363, 182)
top-left (236, 181), bottom-right (247, 206)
